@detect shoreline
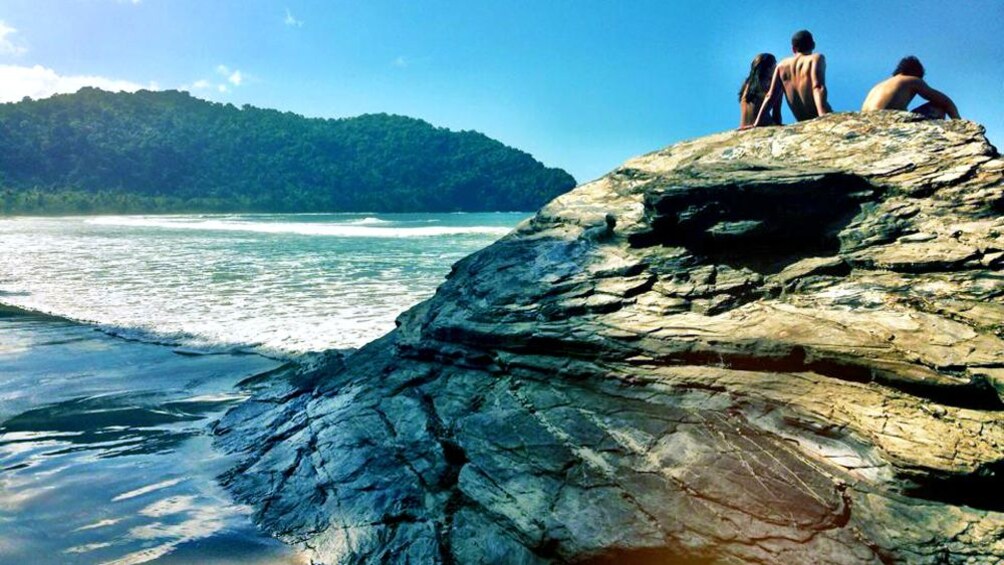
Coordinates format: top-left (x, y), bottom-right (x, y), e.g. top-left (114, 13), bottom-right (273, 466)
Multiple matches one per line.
top-left (0, 209), bottom-right (535, 220)
top-left (0, 300), bottom-right (342, 364)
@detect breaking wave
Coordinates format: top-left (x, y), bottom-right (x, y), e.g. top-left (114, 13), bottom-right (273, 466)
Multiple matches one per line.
top-left (85, 217), bottom-right (511, 237)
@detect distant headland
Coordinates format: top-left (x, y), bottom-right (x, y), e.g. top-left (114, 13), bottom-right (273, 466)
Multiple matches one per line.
top-left (0, 88), bottom-right (576, 215)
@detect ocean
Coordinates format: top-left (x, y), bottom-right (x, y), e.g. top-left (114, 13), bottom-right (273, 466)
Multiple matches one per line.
top-left (0, 212), bottom-right (523, 355)
top-left (0, 212), bottom-right (525, 564)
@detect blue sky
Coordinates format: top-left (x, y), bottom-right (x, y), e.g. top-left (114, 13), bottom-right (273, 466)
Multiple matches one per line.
top-left (0, 0), bottom-right (1001, 182)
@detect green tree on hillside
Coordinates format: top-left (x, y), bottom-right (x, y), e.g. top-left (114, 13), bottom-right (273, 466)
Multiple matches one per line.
top-left (0, 88), bottom-right (576, 215)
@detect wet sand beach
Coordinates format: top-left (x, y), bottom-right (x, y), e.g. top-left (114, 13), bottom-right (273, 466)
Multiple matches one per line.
top-left (0, 306), bottom-right (305, 564)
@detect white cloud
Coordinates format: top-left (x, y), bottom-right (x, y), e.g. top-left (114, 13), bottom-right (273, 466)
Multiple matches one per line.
top-left (284, 8), bottom-right (303, 27)
top-left (0, 20), bottom-right (28, 56)
top-left (215, 64), bottom-right (243, 86)
top-left (0, 64), bottom-right (154, 102)
top-left (182, 65), bottom-right (250, 96)
top-left (393, 56), bottom-right (408, 68)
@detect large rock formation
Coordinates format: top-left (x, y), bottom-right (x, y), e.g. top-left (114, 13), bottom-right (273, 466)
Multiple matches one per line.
top-left (215, 113), bottom-right (1004, 564)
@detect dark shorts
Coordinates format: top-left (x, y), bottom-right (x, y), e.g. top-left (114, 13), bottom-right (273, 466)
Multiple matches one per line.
top-left (912, 102), bottom-right (945, 119)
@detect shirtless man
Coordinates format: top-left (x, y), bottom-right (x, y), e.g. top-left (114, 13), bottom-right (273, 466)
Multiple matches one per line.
top-left (861, 56), bottom-right (959, 119)
top-left (751, 30), bottom-right (831, 127)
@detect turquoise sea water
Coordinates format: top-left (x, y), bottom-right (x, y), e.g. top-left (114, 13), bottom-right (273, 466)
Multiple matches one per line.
top-left (0, 212), bottom-right (524, 355)
top-left (0, 213), bottom-right (525, 564)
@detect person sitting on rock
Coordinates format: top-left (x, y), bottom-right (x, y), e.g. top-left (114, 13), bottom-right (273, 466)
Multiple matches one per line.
top-left (861, 56), bottom-right (960, 119)
top-left (739, 53), bottom-right (782, 128)
top-left (749, 30), bottom-right (832, 128)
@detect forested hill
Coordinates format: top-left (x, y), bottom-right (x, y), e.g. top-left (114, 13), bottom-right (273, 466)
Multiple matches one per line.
top-left (0, 88), bottom-right (576, 214)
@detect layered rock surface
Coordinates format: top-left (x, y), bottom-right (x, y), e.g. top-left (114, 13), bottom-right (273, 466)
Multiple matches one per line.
top-left (215, 113), bottom-right (1004, 564)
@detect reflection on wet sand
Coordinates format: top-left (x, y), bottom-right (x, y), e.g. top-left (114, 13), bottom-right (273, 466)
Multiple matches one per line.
top-left (0, 309), bottom-right (305, 564)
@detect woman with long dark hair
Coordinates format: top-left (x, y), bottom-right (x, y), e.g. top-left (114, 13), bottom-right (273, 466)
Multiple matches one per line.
top-left (739, 53), bottom-right (782, 128)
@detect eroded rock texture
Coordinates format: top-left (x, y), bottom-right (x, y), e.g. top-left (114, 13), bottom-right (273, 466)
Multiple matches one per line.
top-left (215, 113), bottom-right (1004, 564)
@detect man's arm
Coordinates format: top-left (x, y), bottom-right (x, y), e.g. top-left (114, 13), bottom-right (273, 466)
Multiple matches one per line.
top-left (914, 79), bottom-right (961, 119)
top-left (770, 90), bottom-right (783, 125)
top-left (752, 67), bottom-right (782, 127)
top-left (811, 54), bottom-right (830, 117)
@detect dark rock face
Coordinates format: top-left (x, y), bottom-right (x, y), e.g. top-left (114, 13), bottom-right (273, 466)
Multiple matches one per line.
top-left (215, 113), bottom-right (1004, 564)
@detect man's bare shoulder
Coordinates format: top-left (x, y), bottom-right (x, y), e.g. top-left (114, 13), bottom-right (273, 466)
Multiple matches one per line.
top-left (891, 75), bottom-right (925, 90)
top-left (777, 55), bottom-right (798, 68)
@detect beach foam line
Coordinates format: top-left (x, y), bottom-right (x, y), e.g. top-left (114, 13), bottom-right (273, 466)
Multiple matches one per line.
top-left (0, 298), bottom-right (277, 355)
top-left (344, 216), bottom-right (391, 225)
top-left (85, 217), bottom-right (511, 237)
top-left (0, 297), bottom-right (312, 361)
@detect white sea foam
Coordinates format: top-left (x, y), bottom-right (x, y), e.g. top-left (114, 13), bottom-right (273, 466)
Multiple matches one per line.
top-left (85, 217), bottom-right (510, 237)
top-left (0, 212), bottom-right (525, 353)
top-left (345, 216), bottom-right (391, 225)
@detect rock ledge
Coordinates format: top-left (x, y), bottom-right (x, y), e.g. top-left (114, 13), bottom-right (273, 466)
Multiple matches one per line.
top-left (216, 113), bottom-right (1004, 564)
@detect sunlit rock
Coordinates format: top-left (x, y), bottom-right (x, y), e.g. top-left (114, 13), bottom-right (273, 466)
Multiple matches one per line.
top-left (216, 112), bottom-right (1004, 564)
